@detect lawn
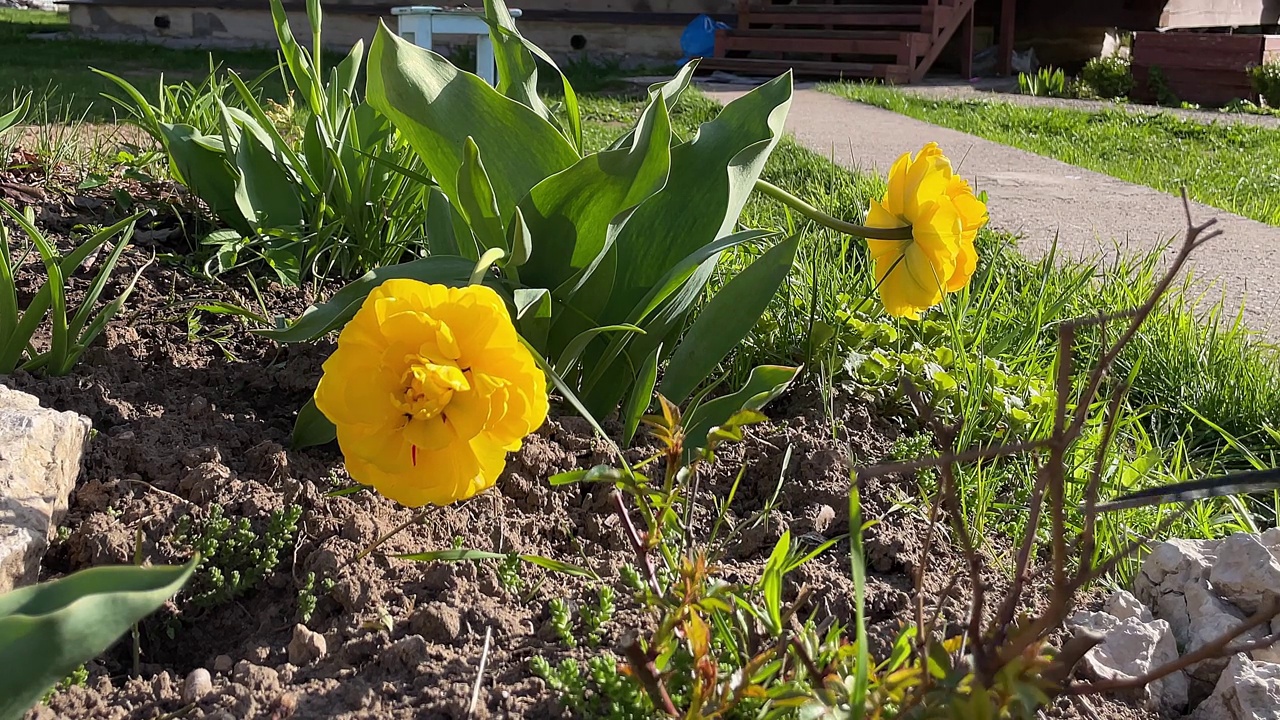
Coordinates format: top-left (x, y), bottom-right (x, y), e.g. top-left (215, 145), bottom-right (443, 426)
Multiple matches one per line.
top-left (826, 81), bottom-right (1280, 226)
top-left (6, 5), bottom-right (1280, 716)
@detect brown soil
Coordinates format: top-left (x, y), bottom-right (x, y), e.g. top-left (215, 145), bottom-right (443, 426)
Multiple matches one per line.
top-left (4, 166), bottom-right (1156, 719)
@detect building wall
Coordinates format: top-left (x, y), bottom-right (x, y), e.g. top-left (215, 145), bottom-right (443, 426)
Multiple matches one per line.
top-left (67, 2), bottom-right (710, 62)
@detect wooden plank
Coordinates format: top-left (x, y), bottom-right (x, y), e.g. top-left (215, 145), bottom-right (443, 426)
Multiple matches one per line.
top-left (1158, 0), bottom-right (1280, 30)
top-left (1134, 32), bottom-right (1267, 71)
top-left (997, 0), bottom-right (1014, 76)
top-left (958, 0), bottom-right (973, 79)
top-left (698, 56), bottom-right (911, 81)
top-left (1132, 65), bottom-right (1255, 105)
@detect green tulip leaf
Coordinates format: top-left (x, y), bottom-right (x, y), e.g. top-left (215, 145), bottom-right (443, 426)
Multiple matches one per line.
top-left (257, 255), bottom-right (479, 343)
top-left (0, 559), bottom-right (196, 720)
top-left (683, 365), bottom-right (800, 459)
top-left (366, 23), bottom-right (578, 223)
top-left (660, 234), bottom-right (800, 405)
top-left (292, 396), bottom-right (337, 449)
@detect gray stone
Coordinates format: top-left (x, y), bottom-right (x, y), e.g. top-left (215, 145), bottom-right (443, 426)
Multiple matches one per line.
top-left (1067, 609), bottom-right (1187, 713)
top-left (181, 668), bottom-right (213, 704)
top-left (288, 624), bottom-right (327, 665)
top-left (1210, 533), bottom-right (1280, 614)
top-left (1191, 654), bottom-right (1280, 720)
top-left (1185, 579), bottom-right (1258, 686)
top-left (231, 660), bottom-right (278, 692)
top-left (0, 384), bottom-right (91, 592)
top-left (1104, 590), bottom-right (1153, 623)
top-left (212, 654), bottom-right (234, 673)
top-left (1135, 538), bottom-right (1219, 647)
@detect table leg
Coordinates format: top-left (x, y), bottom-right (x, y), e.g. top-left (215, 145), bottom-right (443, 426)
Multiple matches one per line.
top-left (477, 34), bottom-right (496, 85)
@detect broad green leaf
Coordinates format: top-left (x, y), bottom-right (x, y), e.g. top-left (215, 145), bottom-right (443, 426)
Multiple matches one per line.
top-left (424, 186), bottom-right (463, 257)
top-left (517, 92), bottom-right (671, 294)
top-left (455, 138), bottom-right (506, 253)
top-left (233, 127), bottom-right (305, 231)
top-left (604, 73), bottom-right (793, 324)
top-left (257, 255), bottom-right (478, 343)
top-left (513, 287), bottom-right (551, 350)
top-left (659, 234), bottom-right (800, 404)
top-left (683, 365), bottom-right (799, 458)
top-left (622, 344), bottom-right (660, 446)
top-left (157, 124), bottom-right (245, 233)
top-left (225, 72), bottom-right (319, 194)
top-left (580, 231), bottom-right (776, 416)
top-left (506, 207), bottom-right (532, 268)
top-left (366, 24), bottom-right (578, 222)
top-left (555, 324), bottom-right (643, 375)
top-left (270, 0), bottom-right (323, 116)
top-left (0, 91), bottom-right (29, 134)
top-left (761, 530), bottom-right (790, 632)
top-left (482, 0), bottom-right (582, 152)
top-left (482, 0), bottom-right (550, 120)
top-left (332, 39), bottom-right (364, 107)
top-left (0, 559), bottom-right (196, 720)
top-left (607, 60), bottom-right (698, 152)
top-left (293, 396), bottom-right (337, 449)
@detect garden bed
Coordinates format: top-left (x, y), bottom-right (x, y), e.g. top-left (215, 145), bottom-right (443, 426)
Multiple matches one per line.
top-left (3, 163), bottom-right (1158, 719)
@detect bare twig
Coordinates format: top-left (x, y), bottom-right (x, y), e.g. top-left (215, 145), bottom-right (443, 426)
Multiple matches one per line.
top-left (614, 492), bottom-right (661, 596)
top-left (467, 626), bottom-right (493, 717)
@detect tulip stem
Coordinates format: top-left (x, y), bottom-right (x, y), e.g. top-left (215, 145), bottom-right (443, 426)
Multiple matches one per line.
top-left (753, 179), bottom-right (914, 241)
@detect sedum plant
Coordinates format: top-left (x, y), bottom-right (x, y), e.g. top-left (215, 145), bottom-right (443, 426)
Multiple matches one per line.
top-left (0, 200), bottom-right (147, 376)
top-left (97, 0), bottom-right (431, 284)
top-left (0, 559), bottom-right (195, 720)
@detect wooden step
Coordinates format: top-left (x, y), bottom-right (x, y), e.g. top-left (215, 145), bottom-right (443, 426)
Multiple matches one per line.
top-left (719, 29), bottom-right (930, 57)
top-left (698, 56), bottom-right (911, 82)
top-left (742, 3), bottom-right (933, 27)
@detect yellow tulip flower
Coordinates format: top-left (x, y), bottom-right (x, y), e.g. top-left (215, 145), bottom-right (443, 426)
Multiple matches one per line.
top-left (865, 143), bottom-right (988, 318)
top-left (314, 280), bottom-right (548, 507)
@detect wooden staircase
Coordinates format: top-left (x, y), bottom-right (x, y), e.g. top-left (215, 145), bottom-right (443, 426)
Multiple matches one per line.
top-left (704, 0), bottom-right (977, 83)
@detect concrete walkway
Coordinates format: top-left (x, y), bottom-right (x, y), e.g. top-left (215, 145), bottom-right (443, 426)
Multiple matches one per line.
top-left (701, 85), bottom-right (1280, 340)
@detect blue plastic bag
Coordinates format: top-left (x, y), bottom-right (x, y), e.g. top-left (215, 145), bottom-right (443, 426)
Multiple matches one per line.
top-left (681, 14), bottom-right (730, 63)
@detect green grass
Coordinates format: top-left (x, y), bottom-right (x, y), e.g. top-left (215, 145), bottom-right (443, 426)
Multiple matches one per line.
top-left (0, 9), bottom-right (289, 121)
top-left (575, 85), bottom-right (1280, 574)
top-left (824, 82), bottom-right (1280, 226)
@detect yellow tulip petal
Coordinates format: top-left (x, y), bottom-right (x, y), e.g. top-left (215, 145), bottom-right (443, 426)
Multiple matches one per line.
top-left (883, 152), bottom-right (912, 217)
top-left (313, 278), bottom-right (548, 508)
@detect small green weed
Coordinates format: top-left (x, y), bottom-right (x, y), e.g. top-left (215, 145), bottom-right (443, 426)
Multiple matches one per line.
top-left (1250, 61), bottom-right (1280, 107)
top-left (1018, 66), bottom-right (1067, 97)
top-left (1078, 55), bottom-right (1133, 99)
top-left (41, 665), bottom-right (87, 704)
top-left (547, 597), bottom-right (576, 649)
top-left (172, 503), bottom-right (301, 608)
top-left (296, 571), bottom-right (318, 623)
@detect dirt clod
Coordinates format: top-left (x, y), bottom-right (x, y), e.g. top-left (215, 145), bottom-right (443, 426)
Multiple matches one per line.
top-left (287, 625), bottom-right (327, 666)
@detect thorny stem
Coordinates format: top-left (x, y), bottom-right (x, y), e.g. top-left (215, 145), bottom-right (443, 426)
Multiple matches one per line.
top-left (624, 634), bottom-right (679, 717)
top-left (754, 179), bottom-right (915, 241)
top-left (614, 491), bottom-right (662, 596)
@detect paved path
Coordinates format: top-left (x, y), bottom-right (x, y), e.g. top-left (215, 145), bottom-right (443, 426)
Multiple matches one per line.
top-left (701, 84), bottom-right (1280, 339)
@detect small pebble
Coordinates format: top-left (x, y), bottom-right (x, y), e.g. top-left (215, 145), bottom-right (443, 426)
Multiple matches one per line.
top-left (288, 624), bottom-right (328, 665)
top-left (213, 654), bottom-right (234, 673)
top-left (181, 668), bottom-right (213, 703)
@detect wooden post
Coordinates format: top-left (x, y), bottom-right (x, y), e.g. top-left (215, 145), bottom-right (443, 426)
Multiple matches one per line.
top-left (998, 0), bottom-right (1016, 75)
top-left (959, 3), bottom-right (975, 79)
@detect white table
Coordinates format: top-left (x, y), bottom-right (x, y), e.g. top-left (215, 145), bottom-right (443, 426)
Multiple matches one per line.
top-left (391, 6), bottom-right (523, 86)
